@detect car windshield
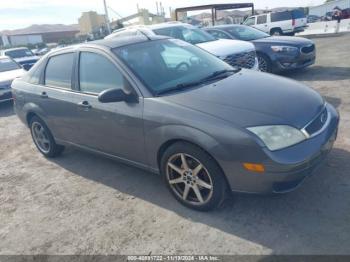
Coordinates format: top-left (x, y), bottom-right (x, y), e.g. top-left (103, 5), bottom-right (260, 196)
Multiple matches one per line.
top-left (153, 26), bottom-right (217, 45)
top-left (4, 49), bottom-right (34, 59)
top-left (0, 57), bottom-right (21, 72)
top-left (114, 39), bottom-right (233, 95)
top-left (225, 25), bottom-right (270, 41)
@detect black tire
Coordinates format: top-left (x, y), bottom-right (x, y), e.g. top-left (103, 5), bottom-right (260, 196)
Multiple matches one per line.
top-left (160, 142), bottom-right (228, 211)
top-left (270, 28), bottom-right (283, 36)
top-left (257, 53), bottom-right (272, 73)
top-left (29, 116), bottom-right (64, 158)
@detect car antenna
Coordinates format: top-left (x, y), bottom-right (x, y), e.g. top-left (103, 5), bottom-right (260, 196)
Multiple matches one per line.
top-left (139, 30), bottom-right (152, 40)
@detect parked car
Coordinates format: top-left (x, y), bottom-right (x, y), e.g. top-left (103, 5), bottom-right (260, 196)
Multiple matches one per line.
top-left (12, 36), bottom-right (339, 211)
top-left (105, 22), bottom-right (259, 70)
top-left (307, 15), bottom-right (321, 23)
top-left (0, 47), bottom-right (40, 70)
top-left (243, 9), bottom-right (307, 36)
top-left (0, 56), bottom-right (26, 103)
top-left (205, 24), bottom-right (316, 73)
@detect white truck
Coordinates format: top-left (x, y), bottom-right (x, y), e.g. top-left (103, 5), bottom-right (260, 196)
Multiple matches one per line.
top-left (243, 9), bottom-right (307, 36)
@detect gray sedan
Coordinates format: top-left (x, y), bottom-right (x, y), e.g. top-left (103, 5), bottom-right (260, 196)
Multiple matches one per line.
top-left (12, 35), bottom-right (339, 211)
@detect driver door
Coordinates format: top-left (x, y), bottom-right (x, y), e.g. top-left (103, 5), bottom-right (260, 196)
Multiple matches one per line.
top-left (69, 50), bottom-right (146, 165)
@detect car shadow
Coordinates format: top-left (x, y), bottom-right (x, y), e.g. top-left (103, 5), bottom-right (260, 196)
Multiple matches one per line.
top-left (49, 145), bottom-right (350, 254)
top-left (0, 100), bottom-right (15, 117)
top-left (281, 66), bottom-right (350, 81)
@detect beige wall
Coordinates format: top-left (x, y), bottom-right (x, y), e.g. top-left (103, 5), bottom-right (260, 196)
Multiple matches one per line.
top-left (78, 11), bottom-right (106, 35)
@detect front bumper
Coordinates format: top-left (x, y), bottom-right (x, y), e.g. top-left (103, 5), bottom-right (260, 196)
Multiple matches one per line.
top-left (226, 103), bottom-right (339, 194)
top-left (271, 50), bottom-right (316, 72)
top-left (0, 89), bottom-right (12, 102)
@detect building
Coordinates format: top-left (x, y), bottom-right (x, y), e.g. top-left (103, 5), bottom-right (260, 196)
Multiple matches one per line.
top-left (110, 9), bottom-right (166, 29)
top-left (0, 24), bottom-right (79, 47)
top-left (78, 11), bottom-right (107, 35)
top-left (309, 0), bottom-right (350, 17)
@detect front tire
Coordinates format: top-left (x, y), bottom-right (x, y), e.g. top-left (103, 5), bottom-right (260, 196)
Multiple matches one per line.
top-left (29, 116), bottom-right (64, 158)
top-left (257, 53), bottom-right (272, 73)
top-left (161, 142), bottom-right (228, 211)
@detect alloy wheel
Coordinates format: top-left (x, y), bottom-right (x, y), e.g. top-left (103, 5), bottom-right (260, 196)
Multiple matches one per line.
top-left (258, 56), bottom-right (268, 72)
top-left (166, 153), bottom-right (213, 205)
top-left (31, 122), bottom-right (51, 153)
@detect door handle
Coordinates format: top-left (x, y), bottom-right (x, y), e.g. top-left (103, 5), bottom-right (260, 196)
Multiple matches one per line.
top-left (78, 101), bottom-right (92, 109)
top-left (40, 91), bottom-right (48, 98)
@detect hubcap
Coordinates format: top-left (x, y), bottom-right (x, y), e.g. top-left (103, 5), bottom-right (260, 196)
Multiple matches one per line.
top-left (258, 56), bottom-right (268, 72)
top-left (31, 122), bottom-right (51, 153)
top-left (166, 153), bottom-right (213, 205)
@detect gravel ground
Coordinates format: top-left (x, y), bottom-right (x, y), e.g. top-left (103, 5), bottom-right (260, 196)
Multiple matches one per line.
top-left (0, 34), bottom-right (349, 255)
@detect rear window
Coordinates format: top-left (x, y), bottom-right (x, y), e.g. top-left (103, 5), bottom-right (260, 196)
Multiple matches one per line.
top-left (45, 53), bottom-right (74, 89)
top-left (292, 9), bottom-right (306, 19)
top-left (271, 11), bottom-right (292, 22)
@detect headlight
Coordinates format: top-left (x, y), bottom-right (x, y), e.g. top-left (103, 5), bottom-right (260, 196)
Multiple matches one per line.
top-left (247, 125), bottom-right (307, 151)
top-left (271, 46), bottom-right (299, 53)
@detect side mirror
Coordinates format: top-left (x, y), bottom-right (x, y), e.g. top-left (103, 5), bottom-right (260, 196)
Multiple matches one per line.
top-left (22, 64), bottom-right (32, 71)
top-left (98, 88), bottom-right (137, 103)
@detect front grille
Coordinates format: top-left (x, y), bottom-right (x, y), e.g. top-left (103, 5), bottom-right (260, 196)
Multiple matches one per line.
top-left (223, 51), bottom-right (256, 69)
top-left (301, 44), bottom-right (315, 54)
top-left (304, 107), bottom-right (328, 136)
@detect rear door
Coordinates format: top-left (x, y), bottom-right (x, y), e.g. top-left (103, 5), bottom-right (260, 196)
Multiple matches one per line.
top-left (254, 14), bottom-right (269, 32)
top-left (292, 9), bottom-right (307, 28)
top-left (34, 52), bottom-right (78, 142)
top-left (68, 49), bottom-right (146, 165)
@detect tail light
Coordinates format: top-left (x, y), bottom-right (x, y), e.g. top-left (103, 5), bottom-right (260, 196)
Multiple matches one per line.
top-left (292, 18), bottom-right (295, 26)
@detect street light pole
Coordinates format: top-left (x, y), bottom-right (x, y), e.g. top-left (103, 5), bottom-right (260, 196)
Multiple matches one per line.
top-left (103, 0), bottom-right (111, 34)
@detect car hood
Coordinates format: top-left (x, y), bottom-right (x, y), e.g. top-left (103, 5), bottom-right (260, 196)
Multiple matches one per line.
top-left (252, 36), bottom-right (313, 46)
top-left (0, 68), bottom-right (26, 84)
top-left (163, 69), bottom-right (324, 129)
top-left (196, 39), bottom-right (255, 57)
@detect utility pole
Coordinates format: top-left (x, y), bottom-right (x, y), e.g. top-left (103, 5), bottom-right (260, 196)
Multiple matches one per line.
top-left (103, 0), bottom-right (111, 34)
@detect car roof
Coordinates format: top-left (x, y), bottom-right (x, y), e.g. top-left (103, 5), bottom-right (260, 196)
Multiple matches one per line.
top-left (50, 35), bottom-right (170, 54)
top-left (2, 47), bottom-right (29, 52)
top-left (207, 24), bottom-right (244, 30)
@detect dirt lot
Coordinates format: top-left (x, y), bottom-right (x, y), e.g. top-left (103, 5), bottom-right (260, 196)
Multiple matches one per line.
top-left (0, 34), bottom-right (350, 255)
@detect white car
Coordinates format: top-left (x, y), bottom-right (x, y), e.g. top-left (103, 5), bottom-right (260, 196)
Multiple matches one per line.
top-left (0, 56), bottom-right (26, 103)
top-left (105, 22), bottom-right (259, 70)
top-left (243, 9), bottom-right (307, 36)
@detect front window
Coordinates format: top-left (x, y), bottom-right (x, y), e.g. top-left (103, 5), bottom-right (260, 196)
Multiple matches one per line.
top-left (5, 49), bottom-right (34, 59)
top-left (114, 39), bottom-right (232, 95)
top-left (0, 57), bottom-right (21, 72)
top-left (79, 52), bottom-right (125, 94)
top-left (243, 17), bottom-right (255, 26)
top-left (226, 25), bottom-right (270, 41)
top-left (153, 26), bottom-right (216, 45)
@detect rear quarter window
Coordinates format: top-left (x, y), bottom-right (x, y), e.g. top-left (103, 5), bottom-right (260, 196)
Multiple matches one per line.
top-left (45, 53), bottom-right (74, 89)
top-left (271, 11), bottom-right (292, 22)
top-left (292, 9), bottom-right (306, 19)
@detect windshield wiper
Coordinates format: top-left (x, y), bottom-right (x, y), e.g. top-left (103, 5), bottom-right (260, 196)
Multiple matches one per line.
top-left (156, 69), bottom-right (238, 96)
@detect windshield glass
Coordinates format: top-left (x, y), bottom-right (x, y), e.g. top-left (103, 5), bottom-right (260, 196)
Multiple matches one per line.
top-left (153, 26), bottom-right (217, 45)
top-left (114, 39), bottom-right (232, 95)
top-left (4, 49), bottom-right (34, 59)
top-left (225, 25), bottom-right (269, 41)
top-left (0, 57), bottom-right (21, 72)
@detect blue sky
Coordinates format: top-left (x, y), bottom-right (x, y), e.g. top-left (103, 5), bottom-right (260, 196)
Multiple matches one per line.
top-left (0, 0), bottom-right (325, 31)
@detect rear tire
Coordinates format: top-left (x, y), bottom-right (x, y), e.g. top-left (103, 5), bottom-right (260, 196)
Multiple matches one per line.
top-left (29, 116), bottom-right (64, 158)
top-left (160, 142), bottom-right (228, 211)
top-left (270, 28), bottom-right (283, 36)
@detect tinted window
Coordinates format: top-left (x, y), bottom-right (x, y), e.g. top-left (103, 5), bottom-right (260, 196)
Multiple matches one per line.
top-left (153, 26), bottom-right (216, 45)
top-left (292, 9), bottom-right (305, 19)
top-left (207, 29), bottom-right (231, 39)
top-left (257, 15), bottom-right (267, 24)
top-left (45, 53), bottom-right (74, 89)
top-left (79, 52), bottom-right (124, 94)
top-left (226, 25), bottom-right (269, 41)
top-left (0, 57), bottom-right (20, 72)
top-left (271, 11), bottom-right (292, 22)
top-left (114, 39), bottom-right (232, 95)
top-left (5, 49), bottom-right (34, 59)
top-left (244, 17), bottom-right (255, 26)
